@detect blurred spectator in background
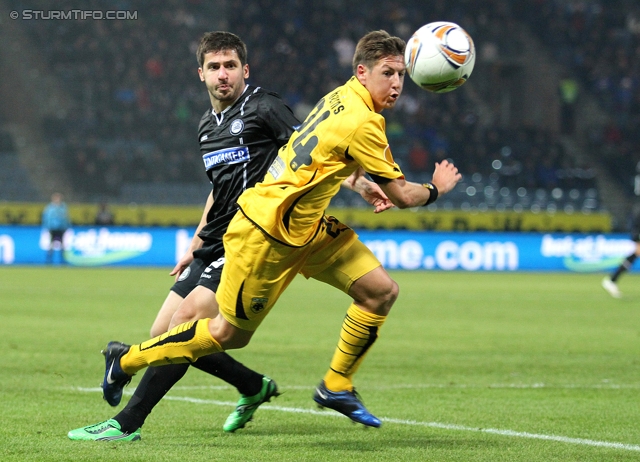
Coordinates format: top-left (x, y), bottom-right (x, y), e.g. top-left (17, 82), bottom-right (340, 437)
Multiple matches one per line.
top-left (95, 201), bottom-right (115, 226)
top-left (536, 157), bottom-right (559, 189)
top-left (42, 192), bottom-right (70, 264)
top-left (408, 140), bottom-right (430, 172)
top-left (559, 75), bottom-right (579, 135)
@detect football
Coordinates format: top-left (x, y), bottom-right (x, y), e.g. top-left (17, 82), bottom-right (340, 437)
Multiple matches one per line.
top-left (404, 22), bottom-right (476, 93)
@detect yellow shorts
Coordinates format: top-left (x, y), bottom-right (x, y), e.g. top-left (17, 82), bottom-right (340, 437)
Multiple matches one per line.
top-left (216, 213), bottom-right (381, 331)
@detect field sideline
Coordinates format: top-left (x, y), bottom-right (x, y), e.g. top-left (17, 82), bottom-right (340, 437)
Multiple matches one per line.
top-left (1, 266), bottom-right (639, 461)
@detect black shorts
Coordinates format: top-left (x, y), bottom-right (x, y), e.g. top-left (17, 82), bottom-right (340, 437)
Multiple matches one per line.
top-left (170, 256), bottom-right (225, 298)
top-left (50, 230), bottom-right (65, 242)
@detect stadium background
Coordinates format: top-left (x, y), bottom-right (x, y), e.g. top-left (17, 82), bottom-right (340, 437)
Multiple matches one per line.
top-left (0, 0), bottom-right (639, 269)
top-left (2, 4), bottom-right (640, 459)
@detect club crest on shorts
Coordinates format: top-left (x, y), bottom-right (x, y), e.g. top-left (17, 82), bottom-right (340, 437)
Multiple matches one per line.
top-left (177, 267), bottom-right (191, 281)
top-left (230, 119), bottom-right (244, 135)
top-left (249, 297), bottom-right (268, 314)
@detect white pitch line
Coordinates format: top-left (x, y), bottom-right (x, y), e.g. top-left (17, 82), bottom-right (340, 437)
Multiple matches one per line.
top-left (164, 382), bottom-right (640, 391)
top-left (73, 387), bottom-right (640, 452)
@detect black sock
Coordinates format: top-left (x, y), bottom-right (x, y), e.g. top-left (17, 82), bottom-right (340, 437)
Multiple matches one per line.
top-left (113, 354), bottom-right (264, 432)
top-left (192, 353), bottom-right (263, 397)
top-left (114, 364), bottom-right (189, 433)
top-left (611, 254), bottom-right (637, 282)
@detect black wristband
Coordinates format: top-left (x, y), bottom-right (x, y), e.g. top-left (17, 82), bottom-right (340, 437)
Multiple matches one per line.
top-left (422, 182), bottom-right (439, 206)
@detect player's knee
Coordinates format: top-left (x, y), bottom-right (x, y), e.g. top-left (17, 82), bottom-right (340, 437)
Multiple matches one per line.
top-left (379, 278), bottom-right (399, 312)
top-left (361, 276), bottom-right (398, 316)
top-left (389, 279), bottom-right (400, 303)
top-left (169, 305), bottom-right (198, 330)
top-left (218, 333), bottom-right (251, 350)
top-left (209, 318), bottom-right (254, 350)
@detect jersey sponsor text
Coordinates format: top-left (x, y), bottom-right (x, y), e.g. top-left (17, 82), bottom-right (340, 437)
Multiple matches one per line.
top-left (203, 147), bottom-right (250, 171)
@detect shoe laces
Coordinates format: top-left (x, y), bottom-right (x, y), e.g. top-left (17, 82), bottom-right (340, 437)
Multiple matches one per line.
top-left (87, 420), bottom-right (116, 433)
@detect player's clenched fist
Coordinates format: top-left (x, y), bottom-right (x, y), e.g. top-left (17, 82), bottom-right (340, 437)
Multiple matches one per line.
top-left (431, 159), bottom-right (462, 195)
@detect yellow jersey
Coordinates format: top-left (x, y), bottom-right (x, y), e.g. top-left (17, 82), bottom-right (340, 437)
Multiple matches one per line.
top-left (237, 76), bottom-right (404, 247)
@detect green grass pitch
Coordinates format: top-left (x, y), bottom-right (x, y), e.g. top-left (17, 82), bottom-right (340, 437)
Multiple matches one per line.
top-left (1, 266), bottom-right (639, 461)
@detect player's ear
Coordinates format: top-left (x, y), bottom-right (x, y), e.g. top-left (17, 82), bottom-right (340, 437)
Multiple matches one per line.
top-left (198, 67), bottom-right (205, 82)
top-left (243, 64), bottom-right (250, 79)
top-left (355, 63), bottom-right (367, 85)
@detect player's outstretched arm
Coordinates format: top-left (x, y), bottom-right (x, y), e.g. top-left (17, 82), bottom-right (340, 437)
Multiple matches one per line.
top-left (342, 167), bottom-right (394, 213)
top-left (379, 160), bottom-right (461, 209)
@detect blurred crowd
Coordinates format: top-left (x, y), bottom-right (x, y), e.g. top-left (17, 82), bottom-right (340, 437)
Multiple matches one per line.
top-left (517, 0), bottom-right (640, 196)
top-left (9, 0), bottom-right (634, 209)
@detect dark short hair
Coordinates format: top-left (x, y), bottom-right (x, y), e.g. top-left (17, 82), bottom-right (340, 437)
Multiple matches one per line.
top-left (352, 30), bottom-right (405, 74)
top-left (196, 31), bottom-right (248, 67)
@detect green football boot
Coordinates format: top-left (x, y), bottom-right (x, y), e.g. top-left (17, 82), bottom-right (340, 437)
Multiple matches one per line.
top-left (68, 419), bottom-right (141, 441)
top-left (223, 376), bottom-right (280, 432)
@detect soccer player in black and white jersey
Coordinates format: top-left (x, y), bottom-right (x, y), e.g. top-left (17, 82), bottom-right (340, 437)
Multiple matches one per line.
top-left (69, 31), bottom-right (391, 441)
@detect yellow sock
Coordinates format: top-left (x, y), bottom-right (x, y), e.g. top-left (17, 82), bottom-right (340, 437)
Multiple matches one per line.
top-left (120, 318), bottom-right (223, 375)
top-left (324, 304), bottom-right (386, 392)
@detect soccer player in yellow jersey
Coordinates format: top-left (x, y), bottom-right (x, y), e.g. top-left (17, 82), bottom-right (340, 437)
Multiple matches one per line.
top-left (100, 30), bottom-right (461, 428)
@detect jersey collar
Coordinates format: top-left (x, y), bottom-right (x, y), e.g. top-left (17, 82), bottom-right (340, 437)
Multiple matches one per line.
top-left (346, 76), bottom-right (375, 112)
top-left (211, 85), bottom-right (251, 125)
